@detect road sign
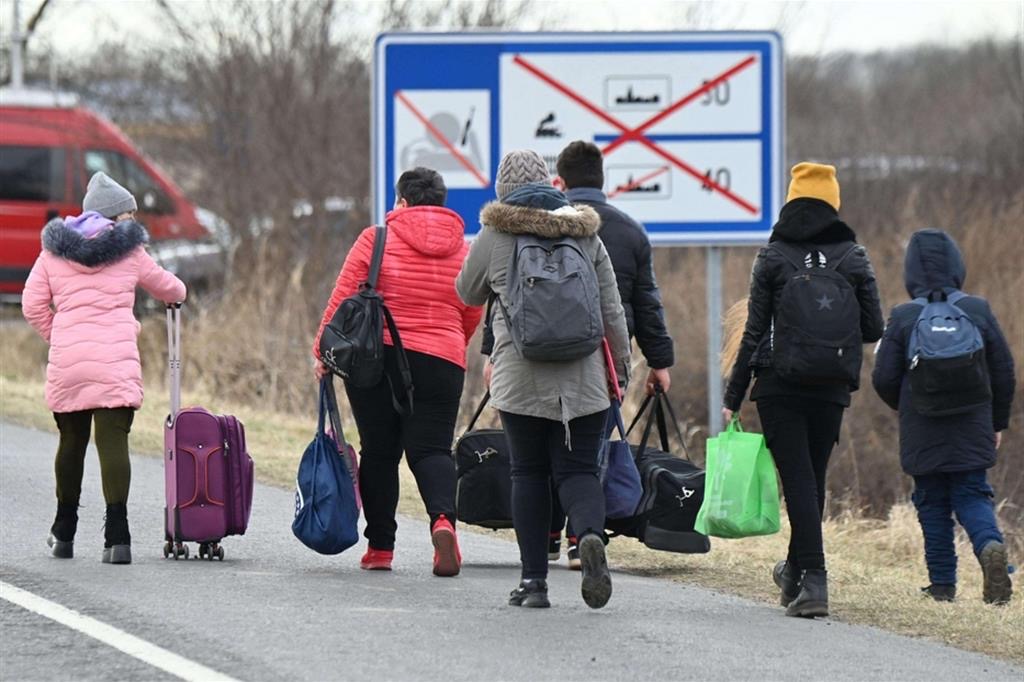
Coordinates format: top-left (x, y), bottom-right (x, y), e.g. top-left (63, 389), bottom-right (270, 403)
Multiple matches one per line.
top-left (374, 31), bottom-right (784, 245)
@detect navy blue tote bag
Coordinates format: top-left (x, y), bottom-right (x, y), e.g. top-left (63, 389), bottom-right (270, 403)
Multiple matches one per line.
top-left (599, 399), bottom-right (643, 519)
top-left (292, 378), bottom-right (360, 554)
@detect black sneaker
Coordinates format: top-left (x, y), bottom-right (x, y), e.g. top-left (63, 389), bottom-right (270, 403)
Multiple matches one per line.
top-left (578, 534), bottom-right (612, 609)
top-left (979, 541), bottom-right (1013, 605)
top-left (567, 537), bottom-right (581, 571)
top-left (548, 533), bottom-right (561, 562)
top-left (509, 580), bottom-right (550, 608)
top-left (921, 584), bottom-right (956, 602)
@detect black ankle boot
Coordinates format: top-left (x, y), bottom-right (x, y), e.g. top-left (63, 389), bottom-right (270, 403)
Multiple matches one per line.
top-left (509, 579), bottom-right (550, 608)
top-left (773, 560), bottom-right (801, 606)
top-left (786, 569), bottom-right (828, 618)
top-left (47, 502), bottom-right (78, 559)
top-left (102, 503), bottom-right (132, 564)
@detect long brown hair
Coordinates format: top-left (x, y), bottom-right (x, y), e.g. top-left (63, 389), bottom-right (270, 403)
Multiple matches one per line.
top-left (720, 298), bottom-right (749, 377)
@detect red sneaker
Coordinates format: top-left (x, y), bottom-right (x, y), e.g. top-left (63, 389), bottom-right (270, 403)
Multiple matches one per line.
top-left (431, 514), bottom-right (461, 577)
top-left (360, 547), bottom-right (393, 571)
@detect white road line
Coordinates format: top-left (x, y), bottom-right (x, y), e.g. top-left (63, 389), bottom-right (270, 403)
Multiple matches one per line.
top-left (0, 580), bottom-right (239, 682)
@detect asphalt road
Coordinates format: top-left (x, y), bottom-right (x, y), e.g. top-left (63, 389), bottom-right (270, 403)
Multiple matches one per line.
top-left (1, 421), bottom-right (1021, 682)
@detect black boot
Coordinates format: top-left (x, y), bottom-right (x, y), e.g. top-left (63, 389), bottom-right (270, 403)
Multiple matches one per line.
top-left (773, 560), bottom-right (801, 606)
top-left (47, 502), bottom-right (78, 559)
top-left (509, 579), bottom-right (550, 608)
top-left (921, 584), bottom-right (956, 602)
top-left (102, 503), bottom-right (132, 564)
top-left (786, 569), bottom-right (828, 618)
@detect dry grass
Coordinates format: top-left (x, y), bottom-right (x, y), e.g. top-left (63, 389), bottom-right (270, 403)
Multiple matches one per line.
top-left (3, 347), bottom-right (1021, 665)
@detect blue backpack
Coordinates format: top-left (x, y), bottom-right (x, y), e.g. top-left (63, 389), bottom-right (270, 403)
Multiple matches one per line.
top-left (292, 379), bottom-right (360, 554)
top-left (906, 290), bottom-right (991, 416)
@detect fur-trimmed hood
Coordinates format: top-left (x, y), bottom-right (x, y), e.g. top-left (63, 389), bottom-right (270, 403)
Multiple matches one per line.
top-left (42, 218), bottom-right (149, 267)
top-left (480, 201), bottom-right (601, 239)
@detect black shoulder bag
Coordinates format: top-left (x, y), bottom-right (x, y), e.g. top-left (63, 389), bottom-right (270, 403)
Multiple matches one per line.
top-left (318, 225), bottom-right (414, 414)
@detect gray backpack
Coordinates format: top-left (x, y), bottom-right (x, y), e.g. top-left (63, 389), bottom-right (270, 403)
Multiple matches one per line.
top-left (498, 234), bottom-right (603, 362)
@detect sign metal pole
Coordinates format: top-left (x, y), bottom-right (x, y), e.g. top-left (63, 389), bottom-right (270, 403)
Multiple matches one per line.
top-left (707, 245), bottom-right (723, 437)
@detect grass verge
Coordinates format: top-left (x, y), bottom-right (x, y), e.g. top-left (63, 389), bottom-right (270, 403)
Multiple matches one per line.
top-left (2, 374), bottom-right (1021, 664)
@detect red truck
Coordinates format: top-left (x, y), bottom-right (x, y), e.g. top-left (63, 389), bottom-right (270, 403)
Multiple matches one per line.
top-left (0, 88), bottom-right (224, 301)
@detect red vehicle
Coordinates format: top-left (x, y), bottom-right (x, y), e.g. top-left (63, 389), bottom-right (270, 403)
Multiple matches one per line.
top-left (0, 89), bottom-right (223, 301)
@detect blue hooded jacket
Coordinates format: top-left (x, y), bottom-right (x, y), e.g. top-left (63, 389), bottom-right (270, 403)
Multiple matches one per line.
top-left (872, 229), bottom-right (1015, 476)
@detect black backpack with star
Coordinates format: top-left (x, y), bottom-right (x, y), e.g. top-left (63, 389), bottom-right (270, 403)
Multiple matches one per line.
top-left (770, 243), bottom-right (862, 386)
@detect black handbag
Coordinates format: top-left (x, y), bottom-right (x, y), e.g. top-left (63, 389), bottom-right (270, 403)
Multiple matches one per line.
top-left (605, 390), bottom-right (711, 555)
top-left (453, 393), bottom-right (513, 529)
top-left (318, 225), bottom-right (413, 413)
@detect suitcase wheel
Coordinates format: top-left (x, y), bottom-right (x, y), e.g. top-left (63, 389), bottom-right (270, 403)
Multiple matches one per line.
top-left (164, 542), bottom-right (189, 560)
top-left (198, 542), bottom-right (225, 561)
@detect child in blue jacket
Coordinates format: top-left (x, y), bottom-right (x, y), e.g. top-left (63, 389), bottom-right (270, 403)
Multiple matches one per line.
top-left (872, 229), bottom-right (1015, 604)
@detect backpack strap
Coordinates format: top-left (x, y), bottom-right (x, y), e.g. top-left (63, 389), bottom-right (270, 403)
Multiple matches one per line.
top-left (380, 303), bottom-right (415, 416)
top-left (827, 244), bottom-right (860, 272)
top-left (365, 225), bottom-right (387, 289)
top-left (946, 290), bottom-right (969, 306)
top-left (770, 242), bottom-right (808, 272)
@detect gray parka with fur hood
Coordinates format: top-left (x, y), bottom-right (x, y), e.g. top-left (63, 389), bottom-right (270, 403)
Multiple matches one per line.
top-left (456, 185), bottom-right (631, 428)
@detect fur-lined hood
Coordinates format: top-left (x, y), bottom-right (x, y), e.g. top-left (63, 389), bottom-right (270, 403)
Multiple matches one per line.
top-left (42, 218), bottom-right (149, 267)
top-left (479, 201), bottom-right (601, 239)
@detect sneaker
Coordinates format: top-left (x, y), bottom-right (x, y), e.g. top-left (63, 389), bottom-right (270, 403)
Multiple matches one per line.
top-left (548, 532), bottom-right (562, 562)
top-left (921, 584), bottom-right (956, 602)
top-left (360, 547), bottom-right (394, 571)
top-left (578, 534), bottom-right (612, 609)
top-left (979, 541), bottom-right (1013, 605)
top-left (567, 536), bottom-right (581, 571)
top-left (431, 514), bottom-right (461, 577)
top-left (509, 579), bottom-right (550, 608)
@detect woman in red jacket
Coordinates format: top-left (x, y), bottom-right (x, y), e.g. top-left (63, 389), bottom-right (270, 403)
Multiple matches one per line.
top-left (314, 168), bottom-right (483, 576)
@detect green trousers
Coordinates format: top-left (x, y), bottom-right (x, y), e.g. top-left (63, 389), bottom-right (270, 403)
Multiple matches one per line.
top-left (53, 408), bottom-right (135, 506)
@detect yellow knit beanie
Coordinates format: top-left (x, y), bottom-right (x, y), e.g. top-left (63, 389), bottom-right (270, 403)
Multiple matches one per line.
top-left (786, 162), bottom-right (840, 210)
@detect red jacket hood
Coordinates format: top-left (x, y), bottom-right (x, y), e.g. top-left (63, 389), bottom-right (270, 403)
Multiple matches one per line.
top-left (385, 206), bottom-right (466, 257)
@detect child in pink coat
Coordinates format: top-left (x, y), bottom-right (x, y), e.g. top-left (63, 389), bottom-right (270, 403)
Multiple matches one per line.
top-left (22, 172), bottom-right (186, 564)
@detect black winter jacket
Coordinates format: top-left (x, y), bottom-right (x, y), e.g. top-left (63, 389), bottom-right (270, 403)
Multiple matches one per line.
top-left (871, 229), bottom-right (1015, 476)
top-left (481, 187), bottom-right (675, 369)
top-left (723, 199), bottom-right (885, 411)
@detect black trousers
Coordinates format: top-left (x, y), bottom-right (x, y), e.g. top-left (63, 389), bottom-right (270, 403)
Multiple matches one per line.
top-left (345, 348), bottom-right (464, 551)
top-left (53, 408), bottom-right (135, 506)
top-left (756, 396), bottom-right (844, 571)
top-left (500, 409), bottom-right (608, 580)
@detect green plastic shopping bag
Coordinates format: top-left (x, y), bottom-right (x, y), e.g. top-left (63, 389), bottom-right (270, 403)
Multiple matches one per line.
top-left (695, 418), bottom-right (780, 538)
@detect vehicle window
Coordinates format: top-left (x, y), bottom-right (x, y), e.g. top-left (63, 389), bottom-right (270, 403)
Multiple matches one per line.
top-left (0, 145), bottom-right (66, 202)
top-left (83, 150), bottom-right (175, 215)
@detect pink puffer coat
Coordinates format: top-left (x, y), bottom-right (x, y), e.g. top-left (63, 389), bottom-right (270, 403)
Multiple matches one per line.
top-left (22, 219), bottom-right (186, 413)
top-left (314, 206), bottom-right (483, 370)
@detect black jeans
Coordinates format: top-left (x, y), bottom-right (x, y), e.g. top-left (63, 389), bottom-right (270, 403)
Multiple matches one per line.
top-left (500, 409), bottom-right (608, 580)
top-left (53, 408), bottom-right (135, 506)
top-left (756, 396), bottom-right (844, 571)
top-left (345, 348), bottom-right (464, 551)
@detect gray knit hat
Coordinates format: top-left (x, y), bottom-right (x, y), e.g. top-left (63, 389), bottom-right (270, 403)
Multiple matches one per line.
top-left (495, 150), bottom-right (550, 200)
top-left (83, 172), bottom-right (137, 219)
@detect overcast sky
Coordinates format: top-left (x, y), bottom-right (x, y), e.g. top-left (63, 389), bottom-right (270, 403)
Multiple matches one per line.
top-left (8, 0), bottom-right (1024, 58)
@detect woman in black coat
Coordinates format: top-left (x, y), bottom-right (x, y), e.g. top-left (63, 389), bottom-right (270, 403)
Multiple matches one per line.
top-left (872, 229), bottom-right (1015, 604)
top-left (722, 162), bottom-right (884, 618)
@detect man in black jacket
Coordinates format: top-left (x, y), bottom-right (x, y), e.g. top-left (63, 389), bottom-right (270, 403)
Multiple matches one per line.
top-left (872, 229), bottom-right (1015, 605)
top-left (557, 140), bottom-right (675, 393)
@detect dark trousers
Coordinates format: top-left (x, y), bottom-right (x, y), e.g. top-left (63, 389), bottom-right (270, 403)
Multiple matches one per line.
top-left (912, 469), bottom-right (1004, 586)
top-left (500, 409), bottom-right (608, 580)
top-left (756, 396), bottom-right (844, 571)
top-left (53, 408), bottom-right (135, 506)
top-left (345, 348), bottom-right (464, 551)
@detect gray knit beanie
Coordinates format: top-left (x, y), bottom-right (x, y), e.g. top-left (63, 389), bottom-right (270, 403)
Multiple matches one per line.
top-left (83, 172), bottom-right (137, 219)
top-left (495, 150), bottom-right (550, 200)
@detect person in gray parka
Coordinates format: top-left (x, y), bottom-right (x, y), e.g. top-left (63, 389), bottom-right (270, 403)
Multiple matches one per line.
top-left (456, 149), bottom-right (631, 610)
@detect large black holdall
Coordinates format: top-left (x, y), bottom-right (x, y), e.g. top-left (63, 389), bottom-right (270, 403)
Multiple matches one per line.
top-left (606, 390), bottom-right (711, 554)
top-left (453, 393), bottom-right (513, 529)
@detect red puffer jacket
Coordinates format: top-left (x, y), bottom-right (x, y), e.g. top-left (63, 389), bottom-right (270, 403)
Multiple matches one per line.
top-left (314, 206), bottom-right (483, 370)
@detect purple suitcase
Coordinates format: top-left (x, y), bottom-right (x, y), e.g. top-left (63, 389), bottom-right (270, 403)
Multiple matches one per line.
top-left (163, 304), bottom-right (254, 560)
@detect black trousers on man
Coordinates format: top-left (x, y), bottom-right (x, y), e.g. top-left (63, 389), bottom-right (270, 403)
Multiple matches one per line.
top-left (345, 347), bottom-right (464, 552)
top-left (756, 396), bottom-right (844, 571)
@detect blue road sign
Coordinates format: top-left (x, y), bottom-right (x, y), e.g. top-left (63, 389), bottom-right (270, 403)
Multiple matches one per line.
top-left (374, 31), bottom-right (784, 246)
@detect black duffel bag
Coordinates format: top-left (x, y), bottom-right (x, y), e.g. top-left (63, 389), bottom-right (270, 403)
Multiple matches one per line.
top-left (605, 389), bottom-right (710, 554)
top-left (453, 393), bottom-right (513, 529)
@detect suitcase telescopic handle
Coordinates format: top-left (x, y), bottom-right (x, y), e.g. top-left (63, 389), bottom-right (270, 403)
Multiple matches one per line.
top-left (166, 303), bottom-right (183, 418)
